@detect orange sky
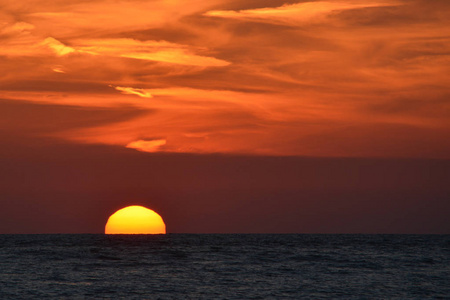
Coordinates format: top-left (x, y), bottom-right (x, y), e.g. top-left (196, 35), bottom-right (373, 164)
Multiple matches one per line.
top-left (1, 0), bottom-right (449, 158)
top-left (0, 1), bottom-right (450, 234)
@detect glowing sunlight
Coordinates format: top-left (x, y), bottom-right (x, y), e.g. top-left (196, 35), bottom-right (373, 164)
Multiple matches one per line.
top-left (105, 206), bottom-right (166, 234)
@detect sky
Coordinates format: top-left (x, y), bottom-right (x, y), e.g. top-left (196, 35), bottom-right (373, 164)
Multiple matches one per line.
top-left (0, 0), bottom-right (449, 233)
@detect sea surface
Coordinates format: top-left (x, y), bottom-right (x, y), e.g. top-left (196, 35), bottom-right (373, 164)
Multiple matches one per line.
top-left (0, 234), bottom-right (448, 299)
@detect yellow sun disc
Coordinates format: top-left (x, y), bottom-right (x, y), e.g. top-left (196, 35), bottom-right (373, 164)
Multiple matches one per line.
top-left (105, 205), bottom-right (166, 234)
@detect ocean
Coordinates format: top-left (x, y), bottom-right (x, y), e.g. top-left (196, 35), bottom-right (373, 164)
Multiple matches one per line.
top-left (0, 234), bottom-right (448, 299)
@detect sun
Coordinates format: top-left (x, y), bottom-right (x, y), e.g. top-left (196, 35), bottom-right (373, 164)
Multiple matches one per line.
top-left (105, 205), bottom-right (166, 234)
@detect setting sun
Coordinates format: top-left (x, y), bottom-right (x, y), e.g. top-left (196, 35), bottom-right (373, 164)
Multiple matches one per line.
top-left (105, 206), bottom-right (166, 234)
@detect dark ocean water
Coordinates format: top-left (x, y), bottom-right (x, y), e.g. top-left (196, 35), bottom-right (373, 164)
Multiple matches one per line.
top-left (0, 234), bottom-right (448, 299)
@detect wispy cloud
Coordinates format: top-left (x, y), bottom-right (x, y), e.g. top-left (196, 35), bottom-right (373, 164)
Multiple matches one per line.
top-left (113, 86), bottom-right (153, 98)
top-left (52, 67), bottom-right (66, 73)
top-left (0, 22), bottom-right (40, 57)
top-left (0, 0), bottom-right (449, 158)
top-left (205, 1), bottom-right (398, 25)
top-left (121, 50), bottom-right (230, 67)
top-left (25, 0), bottom-right (224, 37)
top-left (41, 37), bottom-right (76, 56)
top-left (126, 139), bottom-right (167, 152)
top-left (0, 22), bottom-right (35, 35)
top-left (75, 38), bottom-right (230, 66)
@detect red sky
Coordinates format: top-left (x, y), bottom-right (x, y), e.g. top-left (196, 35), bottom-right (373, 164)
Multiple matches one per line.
top-left (0, 0), bottom-right (449, 233)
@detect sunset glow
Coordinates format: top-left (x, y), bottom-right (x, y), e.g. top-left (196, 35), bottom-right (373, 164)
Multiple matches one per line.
top-left (0, 0), bottom-right (449, 235)
top-left (105, 206), bottom-right (166, 234)
top-left (0, 0), bottom-right (448, 158)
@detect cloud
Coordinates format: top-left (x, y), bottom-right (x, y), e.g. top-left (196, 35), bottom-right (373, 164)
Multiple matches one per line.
top-left (0, 22), bottom-right (35, 35)
top-left (113, 86), bottom-right (153, 98)
top-left (121, 50), bottom-right (230, 67)
top-left (22, 0), bottom-right (224, 36)
top-left (126, 139), bottom-right (167, 152)
top-left (0, 21), bottom-right (41, 57)
top-left (52, 67), bottom-right (66, 73)
top-left (41, 37), bottom-right (75, 56)
top-left (204, 1), bottom-right (398, 25)
top-left (0, 0), bottom-right (449, 158)
top-left (75, 38), bottom-right (230, 67)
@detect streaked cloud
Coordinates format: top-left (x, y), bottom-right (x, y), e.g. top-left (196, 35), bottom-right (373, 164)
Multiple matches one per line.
top-left (205, 1), bottom-right (399, 25)
top-left (121, 50), bottom-right (229, 67)
top-left (52, 67), bottom-right (66, 73)
top-left (113, 86), bottom-right (153, 98)
top-left (0, 0), bottom-right (449, 158)
top-left (75, 38), bottom-right (230, 66)
top-left (24, 0), bottom-right (224, 37)
top-left (0, 21), bottom-right (41, 57)
top-left (41, 37), bottom-right (76, 56)
top-left (0, 22), bottom-right (35, 35)
top-left (126, 139), bottom-right (167, 152)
